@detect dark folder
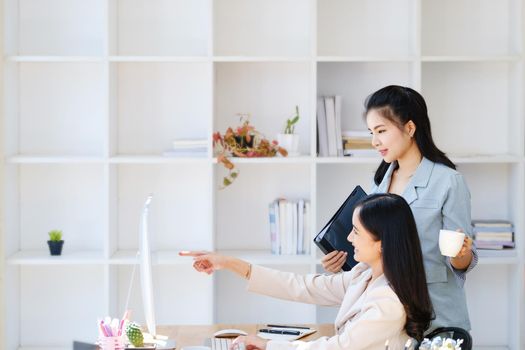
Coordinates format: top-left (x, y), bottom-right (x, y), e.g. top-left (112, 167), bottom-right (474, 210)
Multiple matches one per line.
top-left (314, 186), bottom-right (367, 271)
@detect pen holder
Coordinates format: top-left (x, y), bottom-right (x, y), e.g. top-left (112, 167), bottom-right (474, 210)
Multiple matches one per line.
top-left (98, 336), bottom-right (125, 350)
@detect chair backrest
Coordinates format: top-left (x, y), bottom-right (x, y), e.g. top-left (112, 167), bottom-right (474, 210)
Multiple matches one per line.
top-left (424, 327), bottom-right (472, 350)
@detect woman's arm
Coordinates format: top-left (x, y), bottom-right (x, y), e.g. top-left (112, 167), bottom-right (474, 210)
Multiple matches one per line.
top-left (442, 174), bottom-right (478, 272)
top-left (178, 251), bottom-right (251, 278)
top-left (180, 251), bottom-right (351, 306)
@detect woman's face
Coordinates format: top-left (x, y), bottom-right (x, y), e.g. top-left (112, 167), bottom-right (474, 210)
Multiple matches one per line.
top-left (347, 207), bottom-right (382, 266)
top-left (366, 109), bottom-right (414, 163)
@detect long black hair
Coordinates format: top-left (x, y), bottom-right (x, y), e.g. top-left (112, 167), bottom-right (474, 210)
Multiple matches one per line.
top-left (364, 85), bottom-right (455, 185)
top-left (356, 193), bottom-right (433, 341)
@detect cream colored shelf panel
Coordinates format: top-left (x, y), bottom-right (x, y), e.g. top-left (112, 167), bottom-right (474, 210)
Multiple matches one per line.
top-left (477, 250), bottom-right (519, 265)
top-left (317, 56), bottom-right (416, 62)
top-left (218, 250), bottom-right (313, 265)
top-left (7, 250), bottom-right (105, 265)
top-left (315, 156), bottom-right (381, 164)
top-left (213, 56), bottom-right (311, 62)
top-left (111, 250), bottom-right (313, 266)
top-left (450, 155), bottom-right (524, 163)
top-left (110, 155), bottom-right (211, 165)
top-left (18, 347), bottom-right (71, 350)
top-left (422, 55), bottom-right (521, 62)
top-left (110, 250), bottom-right (187, 265)
top-left (6, 155), bottom-right (106, 164)
top-left (109, 56), bottom-right (210, 62)
top-left (217, 156), bottom-right (313, 165)
top-left (5, 55), bottom-right (105, 62)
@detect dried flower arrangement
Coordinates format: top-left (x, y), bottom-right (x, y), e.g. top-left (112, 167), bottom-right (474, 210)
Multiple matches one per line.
top-left (213, 114), bottom-right (288, 188)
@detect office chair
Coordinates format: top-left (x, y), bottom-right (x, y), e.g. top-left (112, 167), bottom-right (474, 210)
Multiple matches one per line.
top-left (424, 327), bottom-right (473, 350)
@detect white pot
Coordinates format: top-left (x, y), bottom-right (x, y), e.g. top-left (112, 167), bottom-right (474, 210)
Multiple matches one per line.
top-left (277, 133), bottom-right (300, 156)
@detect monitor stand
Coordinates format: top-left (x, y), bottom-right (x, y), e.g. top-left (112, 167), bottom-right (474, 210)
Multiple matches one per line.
top-left (143, 332), bottom-right (176, 350)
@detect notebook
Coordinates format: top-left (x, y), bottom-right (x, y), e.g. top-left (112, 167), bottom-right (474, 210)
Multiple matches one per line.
top-left (314, 185), bottom-right (367, 271)
top-left (257, 325), bottom-right (316, 341)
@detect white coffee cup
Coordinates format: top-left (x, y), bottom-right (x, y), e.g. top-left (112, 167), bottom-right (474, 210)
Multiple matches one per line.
top-left (439, 229), bottom-right (465, 257)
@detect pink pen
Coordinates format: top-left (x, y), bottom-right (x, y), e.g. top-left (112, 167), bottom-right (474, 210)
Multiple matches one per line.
top-left (118, 318), bottom-right (125, 336)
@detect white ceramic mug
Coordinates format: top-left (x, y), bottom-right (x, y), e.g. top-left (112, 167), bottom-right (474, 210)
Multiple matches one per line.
top-left (438, 229), bottom-right (465, 257)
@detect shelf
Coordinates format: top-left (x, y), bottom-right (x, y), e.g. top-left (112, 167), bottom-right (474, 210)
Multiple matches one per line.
top-left (315, 156), bottom-right (380, 164)
top-left (110, 250), bottom-right (188, 265)
top-left (477, 250), bottom-right (519, 265)
top-left (317, 56), bottom-right (415, 62)
top-left (218, 156), bottom-right (312, 165)
top-left (5, 56), bottom-right (105, 62)
top-left (450, 155), bottom-right (524, 164)
top-left (7, 250), bottom-right (105, 265)
top-left (213, 56), bottom-right (312, 62)
top-left (6, 154), bottom-right (522, 165)
top-left (109, 56), bottom-right (210, 62)
top-left (422, 55), bottom-right (522, 62)
top-left (218, 250), bottom-right (313, 265)
top-left (110, 155), bottom-right (210, 164)
top-left (6, 155), bottom-right (106, 164)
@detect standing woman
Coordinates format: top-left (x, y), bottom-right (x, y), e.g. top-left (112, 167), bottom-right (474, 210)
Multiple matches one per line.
top-left (322, 85), bottom-right (477, 331)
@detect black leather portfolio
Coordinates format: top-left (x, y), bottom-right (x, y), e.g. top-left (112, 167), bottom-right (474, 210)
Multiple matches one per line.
top-left (314, 185), bottom-right (367, 271)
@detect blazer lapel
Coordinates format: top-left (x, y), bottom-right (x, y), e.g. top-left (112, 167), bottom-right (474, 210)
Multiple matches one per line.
top-left (403, 157), bottom-right (434, 205)
top-left (377, 162), bottom-right (396, 193)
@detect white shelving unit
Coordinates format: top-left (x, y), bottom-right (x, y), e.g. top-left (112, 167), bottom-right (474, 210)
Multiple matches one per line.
top-left (1, 0), bottom-right (524, 349)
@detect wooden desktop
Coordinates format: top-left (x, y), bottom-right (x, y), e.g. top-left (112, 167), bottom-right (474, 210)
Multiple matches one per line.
top-left (156, 324), bottom-right (335, 348)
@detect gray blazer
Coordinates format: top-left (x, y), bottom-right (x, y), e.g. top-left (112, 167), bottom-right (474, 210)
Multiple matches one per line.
top-left (371, 157), bottom-right (478, 331)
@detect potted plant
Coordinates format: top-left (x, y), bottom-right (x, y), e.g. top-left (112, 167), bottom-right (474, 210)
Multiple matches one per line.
top-left (277, 106), bottom-right (300, 156)
top-left (48, 229), bottom-right (64, 256)
top-left (213, 114), bottom-right (287, 188)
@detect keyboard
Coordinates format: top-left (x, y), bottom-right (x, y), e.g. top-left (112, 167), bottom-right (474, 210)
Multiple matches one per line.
top-left (212, 337), bottom-right (232, 350)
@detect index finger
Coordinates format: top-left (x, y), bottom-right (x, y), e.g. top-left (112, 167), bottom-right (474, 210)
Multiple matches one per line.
top-left (323, 250), bottom-right (340, 260)
top-left (179, 250), bottom-right (209, 257)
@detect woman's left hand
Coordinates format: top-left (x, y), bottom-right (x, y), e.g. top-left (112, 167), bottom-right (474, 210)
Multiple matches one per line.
top-left (231, 335), bottom-right (268, 350)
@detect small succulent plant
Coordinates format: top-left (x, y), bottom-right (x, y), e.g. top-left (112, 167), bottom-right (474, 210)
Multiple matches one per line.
top-left (125, 322), bottom-right (144, 347)
top-left (48, 230), bottom-right (63, 241)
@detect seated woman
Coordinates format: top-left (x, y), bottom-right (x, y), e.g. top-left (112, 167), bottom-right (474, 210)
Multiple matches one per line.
top-left (180, 193), bottom-right (433, 350)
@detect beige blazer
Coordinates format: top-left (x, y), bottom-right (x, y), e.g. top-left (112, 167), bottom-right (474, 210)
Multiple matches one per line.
top-left (247, 263), bottom-right (409, 350)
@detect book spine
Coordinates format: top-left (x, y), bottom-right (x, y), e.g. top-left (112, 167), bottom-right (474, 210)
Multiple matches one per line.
top-left (269, 203), bottom-right (278, 255)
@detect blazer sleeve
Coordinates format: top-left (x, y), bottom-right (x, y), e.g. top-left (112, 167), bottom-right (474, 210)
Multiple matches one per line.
top-left (266, 288), bottom-right (407, 350)
top-left (442, 173), bottom-right (478, 282)
top-left (247, 265), bottom-right (352, 306)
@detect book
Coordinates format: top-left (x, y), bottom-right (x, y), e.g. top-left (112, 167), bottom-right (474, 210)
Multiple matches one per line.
top-left (324, 96), bottom-right (338, 157)
top-left (472, 220), bottom-right (513, 228)
top-left (269, 203), bottom-right (278, 255)
top-left (317, 98), bottom-right (329, 157)
top-left (314, 186), bottom-right (367, 271)
top-left (297, 200), bottom-right (305, 254)
top-left (334, 95), bottom-right (343, 157)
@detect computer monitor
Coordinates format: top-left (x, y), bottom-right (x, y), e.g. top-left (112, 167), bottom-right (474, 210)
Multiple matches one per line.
top-left (140, 194), bottom-right (156, 337)
top-left (137, 194), bottom-right (176, 349)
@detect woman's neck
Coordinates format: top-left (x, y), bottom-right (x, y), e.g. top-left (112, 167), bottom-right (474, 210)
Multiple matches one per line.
top-left (396, 143), bottom-right (423, 178)
top-left (370, 261), bottom-right (384, 282)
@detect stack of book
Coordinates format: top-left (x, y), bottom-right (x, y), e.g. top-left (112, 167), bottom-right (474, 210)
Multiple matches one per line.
top-left (317, 96), bottom-right (343, 157)
top-left (268, 199), bottom-right (310, 255)
top-left (472, 219), bottom-right (515, 250)
top-left (163, 139), bottom-right (207, 157)
top-left (342, 130), bottom-right (377, 157)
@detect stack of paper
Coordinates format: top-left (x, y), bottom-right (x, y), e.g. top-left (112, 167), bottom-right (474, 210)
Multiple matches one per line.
top-left (342, 130), bottom-right (377, 157)
top-left (163, 139), bottom-right (207, 157)
top-left (472, 220), bottom-right (515, 250)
